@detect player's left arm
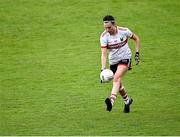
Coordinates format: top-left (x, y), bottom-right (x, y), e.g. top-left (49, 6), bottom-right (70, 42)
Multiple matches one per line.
top-left (131, 33), bottom-right (141, 65)
top-left (131, 33), bottom-right (141, 52)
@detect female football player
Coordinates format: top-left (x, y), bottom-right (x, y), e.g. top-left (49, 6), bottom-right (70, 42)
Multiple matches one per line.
top-left (100, 15), bottom-right (141, 113)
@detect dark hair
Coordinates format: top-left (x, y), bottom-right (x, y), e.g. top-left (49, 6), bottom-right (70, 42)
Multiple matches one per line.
top-left (103, 15), bottom-right (115, 24)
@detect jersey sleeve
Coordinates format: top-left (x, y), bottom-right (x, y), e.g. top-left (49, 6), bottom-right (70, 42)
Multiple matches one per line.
top-left (100, 35), bottom-right (108, 48)
top-left (124, 28), bottom-right (133, 38)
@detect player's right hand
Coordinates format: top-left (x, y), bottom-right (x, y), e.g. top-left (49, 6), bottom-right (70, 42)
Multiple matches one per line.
top-left (100, 68), bottom-right (105, 83)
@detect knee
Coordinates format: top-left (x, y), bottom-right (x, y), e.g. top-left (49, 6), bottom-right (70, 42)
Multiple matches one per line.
top-left (113, 75), bottom-right (121, 83)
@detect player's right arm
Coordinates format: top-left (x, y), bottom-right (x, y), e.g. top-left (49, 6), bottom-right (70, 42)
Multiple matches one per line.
top-left (100, 32), bottom-right (108, 70)
top-left (101, 47), bottom-right (107, 70)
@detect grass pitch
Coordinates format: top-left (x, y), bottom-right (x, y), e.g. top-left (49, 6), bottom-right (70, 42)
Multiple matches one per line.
top-left (0, 0), bottom-right (180, 135)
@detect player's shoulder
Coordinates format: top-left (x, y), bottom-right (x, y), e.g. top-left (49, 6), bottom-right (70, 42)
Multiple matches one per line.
top-left (100, 30), bottom-right (109, 38)
top-left (117, 26), bottom-right (129, 31)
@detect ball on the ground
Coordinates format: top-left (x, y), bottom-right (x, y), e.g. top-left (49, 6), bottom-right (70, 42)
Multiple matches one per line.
top-left (100, 69), bottom-right (114, 82)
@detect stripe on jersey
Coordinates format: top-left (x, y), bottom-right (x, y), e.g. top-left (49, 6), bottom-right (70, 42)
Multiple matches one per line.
top-left (101, 45), bottom-right (107, 48)
top-left (130, 33), bottom-right (134, 39)
top-left (107, 38), bottom-right (128, 49)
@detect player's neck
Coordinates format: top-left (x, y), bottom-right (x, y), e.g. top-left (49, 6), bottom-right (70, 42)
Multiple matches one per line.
top-left (109, 26), bottom-right (117, 35)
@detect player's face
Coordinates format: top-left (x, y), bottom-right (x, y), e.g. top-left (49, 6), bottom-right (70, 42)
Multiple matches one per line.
top-left (104, 22), bottom-right (116, 34)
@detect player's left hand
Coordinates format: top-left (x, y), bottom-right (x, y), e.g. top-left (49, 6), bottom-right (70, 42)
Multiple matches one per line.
top-left (135, 52), bottom-right (140, 65)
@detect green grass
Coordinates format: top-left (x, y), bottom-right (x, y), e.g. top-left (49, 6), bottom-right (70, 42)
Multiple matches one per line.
top-left (0, 0), bottom-right (180, 135)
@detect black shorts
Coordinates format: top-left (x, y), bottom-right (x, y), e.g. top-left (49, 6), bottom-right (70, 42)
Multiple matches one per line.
top-left (110, 59), bottom-right (132, 74)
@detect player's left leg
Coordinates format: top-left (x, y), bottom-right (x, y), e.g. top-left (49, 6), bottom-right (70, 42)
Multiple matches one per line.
top-left (119, 83), bottom-right (133, 113)
top-left (105, 64), bottom-right (128, 111)
top-left (118, 59), bottom-right (133, 113)
top-left (119, 83), bottom-right (131, 105)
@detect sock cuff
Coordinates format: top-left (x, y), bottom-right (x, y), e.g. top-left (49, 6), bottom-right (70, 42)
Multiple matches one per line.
top-left (111, 93), bottom-right (117, 97)
top-left (119, 86), bottom-right (125, 91)
top-left (122, 93), bottom-right (128, 99)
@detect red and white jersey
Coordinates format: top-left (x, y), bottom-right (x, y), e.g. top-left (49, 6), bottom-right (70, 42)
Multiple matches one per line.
top-left (100, 26), bottom-right (133, 65)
